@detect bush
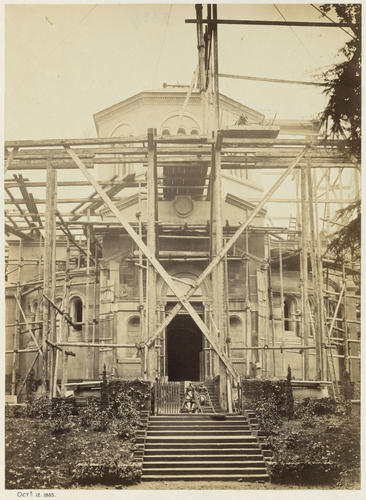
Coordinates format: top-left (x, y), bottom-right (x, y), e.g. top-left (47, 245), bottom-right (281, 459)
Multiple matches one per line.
top-left (72, 459), bottom-right (141, 486)
top-left (26, 395), bottom-right (52, 419)
top-left (244, 378), bottom-right (360, 487)
top-left (49, 399), bottom-right (73, 434)
top-left (5, 405), bottom-right (27, 418)
top-left (78, 398), bottom-right (109, 431)
top-left (78, 379), bottom-right (148, 436)
top-left (267, 408), bottom-right (360, 485)
top-left (242, 378), bottom-right (293, 435)
top-left (294, 397), bottom-right (351, 421)
top-left (109, 418), bottom-right (137, 440)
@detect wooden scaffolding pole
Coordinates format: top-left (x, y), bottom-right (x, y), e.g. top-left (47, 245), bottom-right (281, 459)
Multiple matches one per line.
top-left (213, 145), bottom-right (226, 345)
top-left (137, 184), bottom-right (147, 379)
top-left (300, 165), bottom-right (310, 379)
top-left (212, 4), bottom-right (220, 130)
top-left (342, 265), bottom-right (350, 376)
top-left (244, 230), bottom-right (251, 377)
top-left (279, 241), bottom-right (285, 377)
top-left (85, 216), bottom-right (91, 379)
top-left (313, 168), bottom-right (327, 378)
top-left (306, 158), bottom-right (323, 379)
top-left (61, 239), bottom-right (71, 396)
top-left (147, 128), bottom-right (158, 378)
top-left (267, 237), bottom-right (276, 377)
top-left (42, 162), bottom-right (57, 394)
top-left (11, 240), bottom-right (22, 396)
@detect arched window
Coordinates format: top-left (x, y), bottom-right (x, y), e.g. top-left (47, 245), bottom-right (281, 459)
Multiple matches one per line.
top-left (126, 316), bottom-right (141, 357)
top-left (162, 128), bottom-right (170, 136)
top-left (284, 296), bottom-right (297, 332)
top-left (161, 114), bottom-right (200, 136)
top-left (70, 296), bottom-right (83, 331)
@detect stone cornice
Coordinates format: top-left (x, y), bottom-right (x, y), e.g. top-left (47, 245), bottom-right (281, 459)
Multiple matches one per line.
top-left (225, 193), bottom-right (267, 217)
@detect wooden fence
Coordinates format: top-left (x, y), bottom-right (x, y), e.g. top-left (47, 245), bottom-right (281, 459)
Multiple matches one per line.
top-left (154, 381), bottom-right (181, 414)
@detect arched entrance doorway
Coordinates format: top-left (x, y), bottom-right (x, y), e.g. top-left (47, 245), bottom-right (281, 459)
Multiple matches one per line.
top-left (166, 314), bottom-right (203, 381)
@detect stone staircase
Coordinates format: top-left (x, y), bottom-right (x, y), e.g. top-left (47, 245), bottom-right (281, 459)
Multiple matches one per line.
top-left (141, 414), bottom-right (269, 481)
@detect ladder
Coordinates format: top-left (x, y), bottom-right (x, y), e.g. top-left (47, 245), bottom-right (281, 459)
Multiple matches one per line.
top-left (287, 216), bottom-right (297, 241)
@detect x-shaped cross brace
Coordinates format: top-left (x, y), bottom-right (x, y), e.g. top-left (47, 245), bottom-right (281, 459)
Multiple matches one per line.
top-left (65, 139), bottom-right (310, 380)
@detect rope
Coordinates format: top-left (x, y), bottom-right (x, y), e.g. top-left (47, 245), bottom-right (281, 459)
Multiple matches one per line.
top-left (310, 4), bottom-right (357, 40)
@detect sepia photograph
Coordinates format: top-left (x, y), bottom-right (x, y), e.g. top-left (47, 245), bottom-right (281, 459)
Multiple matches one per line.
top-left (2, 1), bottom-right (362, 495)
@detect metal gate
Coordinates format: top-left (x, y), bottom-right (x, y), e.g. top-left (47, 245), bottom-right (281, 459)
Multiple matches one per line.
top-left (154, 381), bottom-right (181, 414)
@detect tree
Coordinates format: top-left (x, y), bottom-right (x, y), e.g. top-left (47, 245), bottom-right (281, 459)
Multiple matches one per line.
top-left (318, 5), bottom-right (361, 262)
top-left (327, 200), bottom-right (361, 264)
top-left (319, 4), bottom-right (361, 158)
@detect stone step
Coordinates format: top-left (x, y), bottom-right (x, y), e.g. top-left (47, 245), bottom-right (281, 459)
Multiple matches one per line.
top-left (143, 461), bottom-right (266, 469)
top-left (149, 415), bottom-right (248, 421)
top-left (144, 447), bottom-right (262, 455)
top-left (148, 424), bottom-right (250, 431)
top-left (147, 430), bottom-right (252, 436)
top-left (141, 473), bottom-right (269, 481)
top-left (144, 442), bottom-right (260, 450)
top-left (143, 455), bottom-right (264, 462)
top-left (141, 467), bottom-right (268, 476)
top-left (145, 436), bottom-right (257, 443)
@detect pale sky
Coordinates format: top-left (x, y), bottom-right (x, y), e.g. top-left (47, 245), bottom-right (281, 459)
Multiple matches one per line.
top-left (5, 2), bottom-right (350, 140)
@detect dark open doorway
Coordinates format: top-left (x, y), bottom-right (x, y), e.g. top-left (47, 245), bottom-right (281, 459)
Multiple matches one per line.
top-left (167, 314), bottom-right (203, 381)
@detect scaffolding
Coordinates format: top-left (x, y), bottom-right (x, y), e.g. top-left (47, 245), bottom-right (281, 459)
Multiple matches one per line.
top-left (4, 4), bottom-right (360, 403)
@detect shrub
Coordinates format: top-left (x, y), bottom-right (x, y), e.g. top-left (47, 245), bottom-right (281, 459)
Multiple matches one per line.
top-left (5, 405), bottom-right (27, 418)
top-left (78, 398), bottom-right (110, 431)
top-left (26, 395), bottom-right (52, 419)
top-left (109, 418), bottom-right (137, 440)
top-left (72, 459), bottom-right (141, 486)
top-left (49, 399), bottom-right (73, 434)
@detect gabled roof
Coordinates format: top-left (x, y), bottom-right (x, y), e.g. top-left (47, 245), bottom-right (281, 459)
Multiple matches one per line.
top-left (93, 89), bottom-right (265, 134)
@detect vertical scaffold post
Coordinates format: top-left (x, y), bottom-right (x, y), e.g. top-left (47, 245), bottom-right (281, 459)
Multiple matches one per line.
top-left (147, 128), bottom-right (157, 379)
top-left (212, 4), bottom-right (220, 129)
top-left (137, 184), bottom-right (146, 379)
top-left (11, 240), bottom-right (22, 397)
top-left (85, 213), bottom-right (91, 379)
top-left (43, 161), bottom-right (57, 395)
top-left (279, 241), bottom-right (285, 377)
top-left (267, 237), bottom-right (276, 377)
top-left (61, 239), bottom-right (70, 396)
top-left (300, 165), bottom-right (309, 379)
top-left (244, 229), bottom-right (251, 378)
top-left (213, 134), bottom-right (228, 407)
top-left (306, 157), bottom-right (323, 380)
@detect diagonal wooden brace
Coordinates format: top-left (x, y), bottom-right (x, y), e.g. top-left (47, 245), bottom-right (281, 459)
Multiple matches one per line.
top-left (14, 294), bottom-right (42, 353)
top-left (146, 145), bottom-right (311, 347)
top-left (65, 146), bottom-right (238, 378)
